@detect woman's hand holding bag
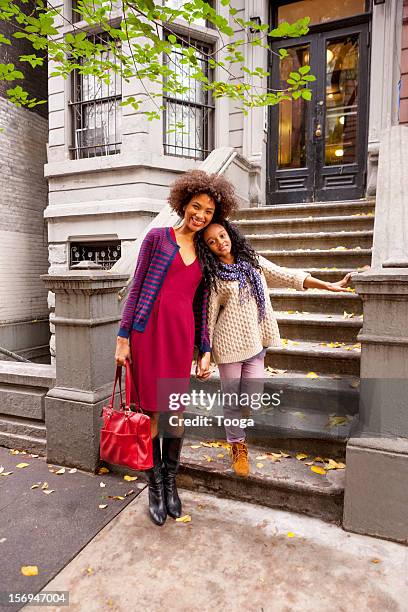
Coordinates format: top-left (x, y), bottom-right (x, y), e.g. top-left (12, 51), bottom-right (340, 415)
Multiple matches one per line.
top-left (99, 360), bottom-right (153, 471)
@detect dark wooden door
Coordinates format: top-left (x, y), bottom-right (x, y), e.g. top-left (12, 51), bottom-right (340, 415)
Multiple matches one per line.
top-left (267, 23), bottom-right (369, 204)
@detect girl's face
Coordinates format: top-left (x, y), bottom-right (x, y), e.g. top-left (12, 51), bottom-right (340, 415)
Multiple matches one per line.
top-left (183, 193), bottom-right (216, 232)
top-left (203, 224), bottom-right (233, 262)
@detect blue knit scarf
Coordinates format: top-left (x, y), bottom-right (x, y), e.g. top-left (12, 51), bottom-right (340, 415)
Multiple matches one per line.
top-left (217, 256), bottom-right (266, 322)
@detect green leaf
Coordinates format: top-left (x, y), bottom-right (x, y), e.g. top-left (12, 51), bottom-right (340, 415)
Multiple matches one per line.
top-left (278, 48), bottom-right (289, 59)
top-left (299, 65), bottom-right (310, 75)
top-left (289, 71), bottom-right (300, 81)
top-left (301, 88), bottom-right (312, 100)
top-left (168, 34), bottom-right (177, 44)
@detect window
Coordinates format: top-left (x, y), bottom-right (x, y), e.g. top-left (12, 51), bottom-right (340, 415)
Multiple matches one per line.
top-left (69, 32), bottom-right (122, 159)
top-left (70, 241), bottom-right (121, 270)
top-left (163, 35), bottom-right (214, 160)
top-left (162, 0), bottom-right (215, 29)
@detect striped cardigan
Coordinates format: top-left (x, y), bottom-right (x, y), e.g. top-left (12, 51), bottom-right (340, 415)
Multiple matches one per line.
top-left (117, 226), bottom-right (211, 353)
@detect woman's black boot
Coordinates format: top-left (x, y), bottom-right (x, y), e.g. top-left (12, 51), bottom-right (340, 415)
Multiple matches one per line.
top-left (144, 436), bottom-right (167, 526)
top-left (162, 435), bottom-right (184, 518)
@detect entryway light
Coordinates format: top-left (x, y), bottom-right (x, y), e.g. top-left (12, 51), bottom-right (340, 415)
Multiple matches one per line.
top-left (335, 149), bottom-right (344, 157)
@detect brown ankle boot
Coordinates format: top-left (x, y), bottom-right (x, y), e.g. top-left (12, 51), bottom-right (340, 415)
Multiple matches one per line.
top-left (229, 441), bottom-right (250, 477)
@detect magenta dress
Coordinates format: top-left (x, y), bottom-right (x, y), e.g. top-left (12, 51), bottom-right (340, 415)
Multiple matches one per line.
top-left (129, 227), bottom-right (202, 412)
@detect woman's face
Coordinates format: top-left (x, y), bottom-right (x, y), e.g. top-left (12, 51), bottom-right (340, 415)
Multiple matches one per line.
top-left (203, 224), bottom-right (232, 259)
top-left (183, 193), bottom-right (216, 232)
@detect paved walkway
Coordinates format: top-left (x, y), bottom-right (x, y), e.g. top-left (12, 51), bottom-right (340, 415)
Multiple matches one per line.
top-left (24, 490), bottom-right (408, 612)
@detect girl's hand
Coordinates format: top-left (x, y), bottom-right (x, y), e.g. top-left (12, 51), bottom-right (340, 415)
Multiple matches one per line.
top-left (196, 352), bottom-right (212, 380)
top-left (115, 336), bottom-right (132, 366)
top-left (304, 272), bottom-right (353, 292)
top-left (324, 272), bottom-right (353, 292)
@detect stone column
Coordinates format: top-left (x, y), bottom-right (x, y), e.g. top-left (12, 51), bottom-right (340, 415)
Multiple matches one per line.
top-left (41, 264), bottom-right (129, 472)
top-left (343, 126), bottom-right (408, 544)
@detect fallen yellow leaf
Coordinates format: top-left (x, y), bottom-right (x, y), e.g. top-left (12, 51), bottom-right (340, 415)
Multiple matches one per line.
top-left (16, 463), bottom-right (29, 469)
top-left (327, 415), bottom-right (349, 428)
top-left (190, 445), bottom-right (201, 449)
top-left (43, 489), bottom-right (55, 495)
top-left (311, 466), bottom-right (326, 475)
top-left (21, 565), bottom-right (38, 576)
top-left (306, 372), bottom-right (319, 379)
top-left (216, 453), bottom-right (225, 458)
top-left (371, 558), bottom-right (381, 564)
top-left (175, 514), bottom-right (192, 523)
top-left (55, 468), bottom-right (65, 475)
top-left (69, 468), bottom-right (77, 473)
top-left (99, 504), bottom-right (108, 509)
top-left (100, 482), bottom-right (106, 488)
top-left (296, 453), bottom-right (308, 461)
top-left (30, 484), bottom-right (40, 489)
top-left (123, 475), bottom-right (138, 481)
top-left (287, 532), bottom-right (295, 538)
top-left (98, 467), bottom-right (110, 474)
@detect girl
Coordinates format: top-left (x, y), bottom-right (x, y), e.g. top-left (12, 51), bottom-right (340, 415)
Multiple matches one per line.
top-left (196, 219), bottom-right (352, 477)
top-left (114, 170), bottom-right (239, 525)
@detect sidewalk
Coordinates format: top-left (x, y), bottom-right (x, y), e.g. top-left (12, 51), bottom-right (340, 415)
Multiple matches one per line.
top-left (0, 446), bottom-right (407, 612)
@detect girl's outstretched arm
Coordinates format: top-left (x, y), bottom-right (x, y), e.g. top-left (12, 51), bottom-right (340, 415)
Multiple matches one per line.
top-left (303, 272), bottom-right (352, 292)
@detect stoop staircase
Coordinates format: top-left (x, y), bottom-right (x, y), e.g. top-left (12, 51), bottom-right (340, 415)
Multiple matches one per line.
top-left (179, 199), bottom-right (375, 524)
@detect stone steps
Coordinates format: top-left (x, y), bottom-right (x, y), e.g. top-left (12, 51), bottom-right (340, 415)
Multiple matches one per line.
top-left (275, 312), bottom-right (362, 343)
top-left (178, 437), bottom-right (345, 523)
top-left (247, 230), bottom-right (373, 251)
top-left (182, 198), bottom-right (373, 523)
top-left (232, 199), bottom-right (375, 220)
top-left (236, 214), bottom-right (374, 234)
top-left (260, 248), bottom-right (372, 268)
top-left (269, 289), bottom-right (362, 314)
top-left (265, 341), bottom-right (360, 376)
top-left (0, 428), bottom-right (46, 455)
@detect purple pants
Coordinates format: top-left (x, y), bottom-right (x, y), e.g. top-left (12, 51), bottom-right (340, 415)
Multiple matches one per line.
top-left (217, 349), bottom-right (265, 443)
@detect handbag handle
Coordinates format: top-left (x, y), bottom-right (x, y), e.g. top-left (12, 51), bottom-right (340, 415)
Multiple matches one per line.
top-left (108, 365), bottom-right (124, 409)
top-left (125, 359), bottom-right (141, 411)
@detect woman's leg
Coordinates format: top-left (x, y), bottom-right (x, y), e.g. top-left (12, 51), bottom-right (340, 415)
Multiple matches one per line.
top-left (161, 410), bottom-right (185, 518)
top-left (143, 411), bottom-right (166, 526)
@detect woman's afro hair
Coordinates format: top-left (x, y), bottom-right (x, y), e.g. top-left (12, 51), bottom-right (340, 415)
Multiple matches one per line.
top-left (168, 169), bottom-right (239, 222)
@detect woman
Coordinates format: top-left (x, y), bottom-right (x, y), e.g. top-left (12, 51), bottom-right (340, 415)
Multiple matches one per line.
top-left (114, 170), bottom-right (238, 526)
top-left (196, 219), bottom-right (352, 477)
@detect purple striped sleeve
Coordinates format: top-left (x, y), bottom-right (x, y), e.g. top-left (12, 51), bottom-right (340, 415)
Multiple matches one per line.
top-left (117, 230), bottom-right (155, 338)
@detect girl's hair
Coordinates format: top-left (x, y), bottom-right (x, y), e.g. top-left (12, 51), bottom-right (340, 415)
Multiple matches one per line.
top-left (195, 219), bottom-right (262, 292)
top-left (168, 169), bottom-right (239, 222)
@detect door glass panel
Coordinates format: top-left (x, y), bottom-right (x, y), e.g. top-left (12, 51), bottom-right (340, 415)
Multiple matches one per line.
top-left (325, 35), bottom-right (359, 165)
top-left (278, 0), bottom-right (366, 27)
top-left (278, 45), bottom-right (309, 169)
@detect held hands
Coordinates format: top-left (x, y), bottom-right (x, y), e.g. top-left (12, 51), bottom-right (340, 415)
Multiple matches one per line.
top-left (115, 337), bottom-right (132, 366)
top-left (196, 352), bottom-right (212, 380)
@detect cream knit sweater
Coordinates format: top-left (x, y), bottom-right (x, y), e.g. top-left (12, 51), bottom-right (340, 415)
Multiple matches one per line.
top-left (207, 259), bottom-right (311, 364)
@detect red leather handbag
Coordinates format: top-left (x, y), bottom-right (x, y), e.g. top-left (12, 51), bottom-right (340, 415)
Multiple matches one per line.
top-left (99, 360), bottom-right (153, 470)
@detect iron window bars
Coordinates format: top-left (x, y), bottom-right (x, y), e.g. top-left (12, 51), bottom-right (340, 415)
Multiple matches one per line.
top-left (69, 31), bottom-right (122, 159)
top-left (70, 241), bottom-right (121, 270)
top-left (163, 35), bottom-right (214, 160)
